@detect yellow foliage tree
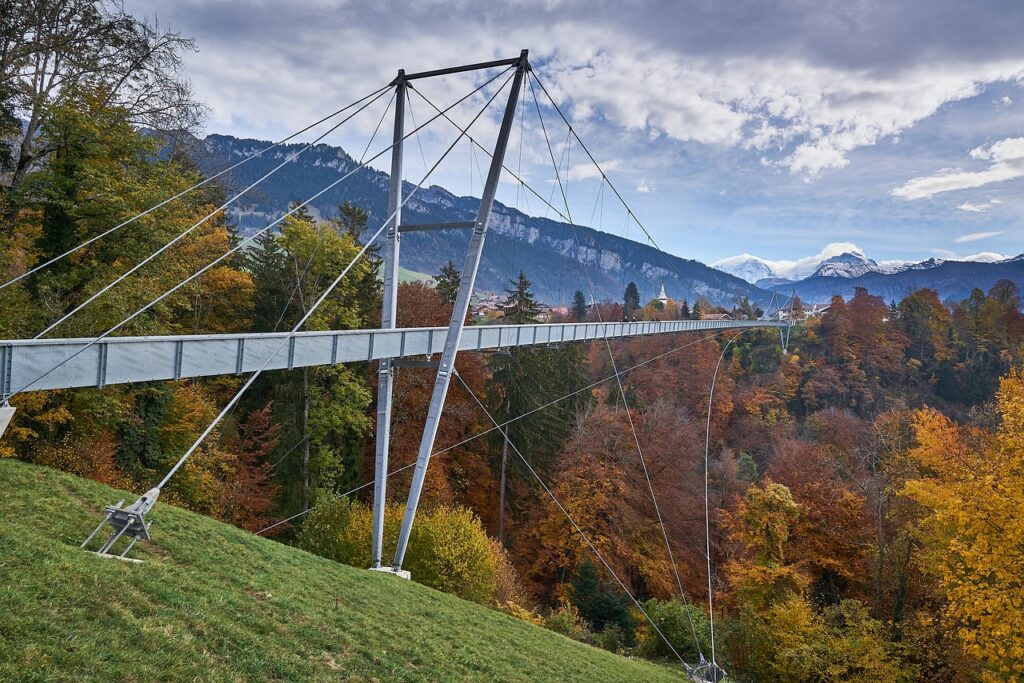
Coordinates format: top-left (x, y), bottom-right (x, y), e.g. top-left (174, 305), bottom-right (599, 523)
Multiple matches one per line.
top-left (902, 372), bottom-right (1024, 680)
top-left (299, 498), bottom-right (509, 605)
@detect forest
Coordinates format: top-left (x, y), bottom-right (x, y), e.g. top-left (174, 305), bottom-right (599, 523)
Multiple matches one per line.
top-left (2, 3), bottom-right (1023, 681)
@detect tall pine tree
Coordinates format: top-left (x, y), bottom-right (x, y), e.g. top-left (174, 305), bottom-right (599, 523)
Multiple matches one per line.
top-left (572, 289), bottom-right (588, 322)
top-left (623, 281), bottom-right (640, 320)
top-left (434, 260), bottom-right (461, 305)
top-left (488, 272), bottom-right (588, 543)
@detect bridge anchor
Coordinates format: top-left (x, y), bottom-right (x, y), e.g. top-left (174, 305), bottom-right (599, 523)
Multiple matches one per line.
top-left (688, 657), bottom-right (727, 683)
top-left (80, 487), bottom-right (159, 560)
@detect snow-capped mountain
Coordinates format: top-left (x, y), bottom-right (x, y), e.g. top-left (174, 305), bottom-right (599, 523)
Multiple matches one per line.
top-left (713, 244), bottom-right (889, 283)
top-left (890, 257), bottom-right (945, 273)
top-left (810, 252), bottom-right (880, 278)
top-left (708, 254), bottom-right (776, 284)
top-left (713, 243), bottom-right (1024, 305)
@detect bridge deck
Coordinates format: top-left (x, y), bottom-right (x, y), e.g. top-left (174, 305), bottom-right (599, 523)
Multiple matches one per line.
top-left (0, 319), bottom-right (784, 395)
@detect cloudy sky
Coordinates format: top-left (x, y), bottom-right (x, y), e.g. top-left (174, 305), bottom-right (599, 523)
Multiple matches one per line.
top-left (127, 0), bottom-right (1024, 266)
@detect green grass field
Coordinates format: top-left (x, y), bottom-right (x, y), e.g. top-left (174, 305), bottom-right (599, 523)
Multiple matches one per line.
top-left (398, 266), bottom-right (433, 284)
top-left (0, 459), bottom-right (678, 682)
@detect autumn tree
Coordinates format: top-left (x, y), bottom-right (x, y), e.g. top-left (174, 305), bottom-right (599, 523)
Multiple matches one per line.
top-left (216, 402), bottom-right (282, 531)
top-left (723, 480), bottom-right (911, 681)
top-left (902, 371), bottom-right (1024, 679)
top-left (767, 437), bottom-right (870, 605)
top-left (387, 282), bottom-right (494, 523)
top-left (488, 272), bottom-right (587, 543)
top-left (1, 0), bottom-right (203, 223)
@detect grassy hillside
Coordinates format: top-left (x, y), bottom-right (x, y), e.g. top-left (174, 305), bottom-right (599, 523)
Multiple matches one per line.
top-left (0, 459), bottom-right (677, 682)
top-left (399, 266), bottom-right (433, 284)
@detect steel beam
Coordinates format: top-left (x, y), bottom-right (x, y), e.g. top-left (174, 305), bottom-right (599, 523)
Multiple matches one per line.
top-left (391, 51), bottom-right (529, 571)
top-left (371, 74), bottom-right (405, 568)
top-left (397, 56), bottom-right (525, 83)
top-left (398, 221), bottom-right (475, 232)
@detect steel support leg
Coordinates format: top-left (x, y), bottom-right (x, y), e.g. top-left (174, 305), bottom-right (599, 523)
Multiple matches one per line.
top-left (371, 74), bottom-right (406, 568)
top-left (97, 524), bottom-right (128, 555)
top-left (80, 509), bottom-right (116, 549)
top-left (392, 51), bottom-right (529, 571)
top-left (120, 536), bottom-right (140, 558)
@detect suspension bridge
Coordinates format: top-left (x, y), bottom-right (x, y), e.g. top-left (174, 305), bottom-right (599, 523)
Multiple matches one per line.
top-left (0, 50), bottom-right (790, 681)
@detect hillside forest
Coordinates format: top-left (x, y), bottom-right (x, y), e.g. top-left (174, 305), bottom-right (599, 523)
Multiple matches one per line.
top-left (2, 3), bottom-right (1023, 681)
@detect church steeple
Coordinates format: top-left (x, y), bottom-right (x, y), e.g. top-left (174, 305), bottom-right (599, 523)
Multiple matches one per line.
top-left (657, 283), bottom-right (668, 304)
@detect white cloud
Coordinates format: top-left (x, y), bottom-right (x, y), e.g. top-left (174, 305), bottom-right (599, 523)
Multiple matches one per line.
top-left (932, 249), bottom-right (1008, 262)
top-left (1000, 95), bottom-right (1013, 106)
top-left (635, 178), bottom-right (651, 193)
top-left (892, 137), bottom-right (1024, 199)
top-left (957, 198), bottom-right (1003, 212)
top-left (546, 50), bottom-right (1024, 177)
top-left (564, 159), bottom-right (622, 181)
top-left (954, 230), bottom-right (1004, 243)
top-left (124, 0), bottom-right (1024, 188)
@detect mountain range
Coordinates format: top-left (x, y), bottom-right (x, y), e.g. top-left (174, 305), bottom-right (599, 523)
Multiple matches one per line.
top-left (713, 248), bottom-right (1024, 304)
top-left (183, 134), bottom-right (1023, 308)
top-left (186, 134), bottom-right (769, 307)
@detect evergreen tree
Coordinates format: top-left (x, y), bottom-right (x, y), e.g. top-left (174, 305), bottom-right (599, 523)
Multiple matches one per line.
top-left (739, 296), bottom-right (757, 320)
top-left (680, 299), bottom-right (691, 320)
top-left (571, 558), bottom-right (635, 638)
top-left (246, 229), bottom-right (290, 332)
top-left (504, 272), bottom-right (541, 324)
top-left (488, 272), bottom-right (588, 543)
top-left (572, 289), bottom-right (588, 322)
top-left (251, 207), bottom-right (377, 515)
top-left (434, 260), bottom-right (461, 305)
top-left (623, 281), bottom-right (640, 319)
top-left (691, 301), bottom-right (703, 320)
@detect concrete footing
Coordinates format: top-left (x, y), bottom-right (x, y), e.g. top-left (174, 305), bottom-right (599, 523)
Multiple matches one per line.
top-left (368, 566), bottom-right (411, 580)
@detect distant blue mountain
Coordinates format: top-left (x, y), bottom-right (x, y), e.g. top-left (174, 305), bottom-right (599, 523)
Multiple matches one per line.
top-left (187, 134), bottom-right (771, 307)
top-left (769, 256), bottom-right (1024, 304)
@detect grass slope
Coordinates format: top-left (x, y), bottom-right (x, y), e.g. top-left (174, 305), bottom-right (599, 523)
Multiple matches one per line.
top-left (398, 266), bottom-right (433, 284)
top-left (0, 460), bottom-right (677, 682)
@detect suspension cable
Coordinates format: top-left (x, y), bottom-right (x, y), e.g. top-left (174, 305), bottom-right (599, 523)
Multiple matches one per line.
top-left (525, 70), bottom-right (707, 306)
top-left (270, 88), bottom-right (398, 334)
top-left (702, 331), bottom-right (745, 668)
top-left (153, 70), bottom-right (515, 492)
top-left (253, 330), bottom-right (734, 535)
top-left (453, 371), bottom-right (689, 669)
top-left (0, 84), bottom-right (393, 293)
top-left (406, 83), bottom-right (677, 306)
top-left (528, 72), bottom-right (664, 254)
top-left (34, 87), bottom-right (395, 339)
top-left (7, 68), bottom-right (515, 400)
top-left (528, 73), bottom-right (705, 658)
